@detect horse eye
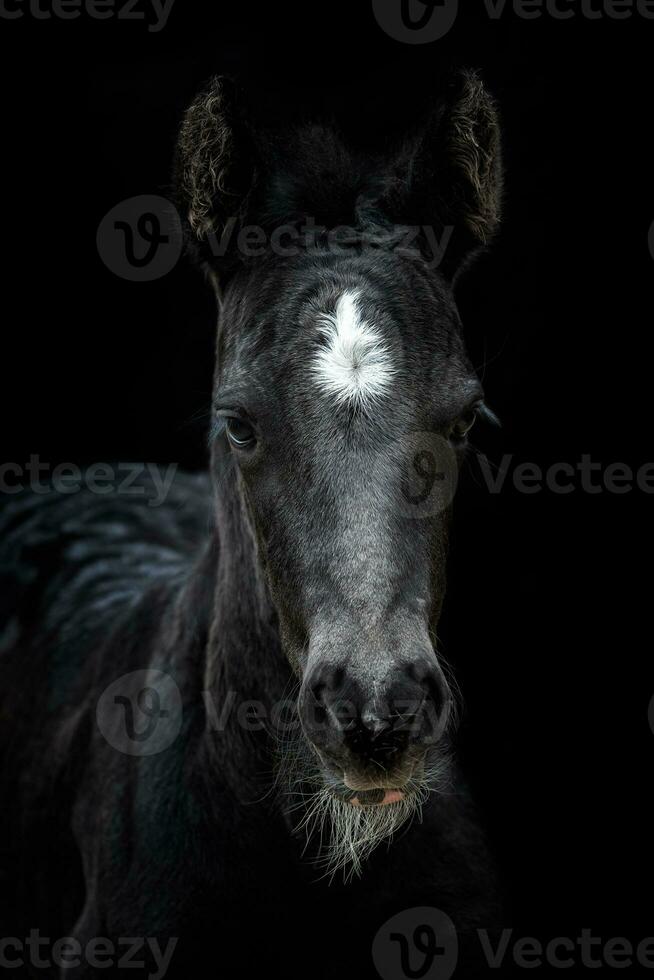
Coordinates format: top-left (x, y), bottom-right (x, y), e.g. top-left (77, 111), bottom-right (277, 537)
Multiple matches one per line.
top-left (225, 417), bottom-right (257, 450)
top-left (450, 409), bottom-right (477, 443)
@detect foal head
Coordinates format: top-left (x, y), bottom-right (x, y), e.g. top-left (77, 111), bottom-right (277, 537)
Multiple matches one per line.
top-left (176, 73), bottom-right (502, 873)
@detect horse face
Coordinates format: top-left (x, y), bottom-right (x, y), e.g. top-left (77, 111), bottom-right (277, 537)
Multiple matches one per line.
top-left (213, 247), bottom-right (484, 801)
top-left (176, 71), bottom-right (502, 857)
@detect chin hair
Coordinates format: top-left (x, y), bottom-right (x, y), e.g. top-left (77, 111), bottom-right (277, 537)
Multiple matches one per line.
top-left (275, 731), bottom-right (452, 882)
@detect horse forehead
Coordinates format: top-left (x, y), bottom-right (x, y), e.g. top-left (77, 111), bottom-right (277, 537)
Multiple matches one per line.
top-left (230, 269), bottom-right (460, 413)
top-left (307, 289), bottom-right (397, 412)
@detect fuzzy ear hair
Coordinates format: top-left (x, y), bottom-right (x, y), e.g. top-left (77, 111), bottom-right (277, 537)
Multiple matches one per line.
top-left (174, 71), bottom-right (502, 281)
top-left (440, 69), bottom-right (503, 248)
top-left (382, 69), bottom-right (503, 278)
top-left (174, 75), bottom-right (254, 267)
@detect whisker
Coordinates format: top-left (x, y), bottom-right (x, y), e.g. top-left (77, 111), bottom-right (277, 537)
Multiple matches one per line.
top-left (273, 724), bottom-right (452, 881)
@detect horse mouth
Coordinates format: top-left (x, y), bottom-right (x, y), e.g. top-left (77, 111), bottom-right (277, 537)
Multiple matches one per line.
top-left (311, 754), bottom-right (422, 808)
top-left (323, 776), bottom-right (409, 807)
top-left (349, 788), bottom-right (406, 807)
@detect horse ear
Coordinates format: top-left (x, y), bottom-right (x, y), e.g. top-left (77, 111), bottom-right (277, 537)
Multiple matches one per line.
top-left (384, 70), bottom-right (503, 279)
top-left (174, 76), bottom-right (254, 270)
top-left (174, 71), bottom-right (502, 281)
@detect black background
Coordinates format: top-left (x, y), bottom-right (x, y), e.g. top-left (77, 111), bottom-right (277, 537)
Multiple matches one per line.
top-left (1, 0), bottom-right (652, 967)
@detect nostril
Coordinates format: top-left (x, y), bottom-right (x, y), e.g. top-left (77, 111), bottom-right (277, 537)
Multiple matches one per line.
top-left (406, 660), bottom-right (450, 718)
top-left (309, 666), bottom-right (346, 703)
top-left (311, 681), bottom-right (327, 703)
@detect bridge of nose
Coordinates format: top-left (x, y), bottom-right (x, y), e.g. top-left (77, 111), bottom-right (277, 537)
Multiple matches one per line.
top-left (307, 435), bottom-right (428, 613)
top-left (305, 606), bottom-right (436, 685)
